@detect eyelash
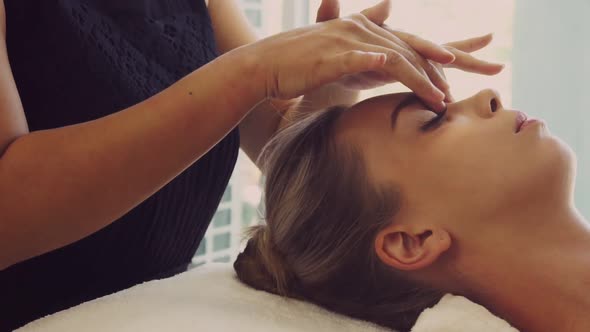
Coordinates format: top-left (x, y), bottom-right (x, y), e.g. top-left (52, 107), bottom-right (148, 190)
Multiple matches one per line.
top-left (420, 107), bottom-right (448, 131)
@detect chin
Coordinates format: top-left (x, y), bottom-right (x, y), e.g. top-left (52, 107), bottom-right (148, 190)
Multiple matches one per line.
top-left (500, 134), bottom-right (574, 211)
top-left (534, 135), bottom-right (577, 204)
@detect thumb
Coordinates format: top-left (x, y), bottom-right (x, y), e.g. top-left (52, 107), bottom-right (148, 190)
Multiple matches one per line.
top-left (316, 0), bottom-right (340, 23)
top-left (361, 0), bottom-right (391, 26)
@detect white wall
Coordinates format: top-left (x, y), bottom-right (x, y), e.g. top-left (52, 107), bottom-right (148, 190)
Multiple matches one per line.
top-left (512, 0), bottom-right (590, 215)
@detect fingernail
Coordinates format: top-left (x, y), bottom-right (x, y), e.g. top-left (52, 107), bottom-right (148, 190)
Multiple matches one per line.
top-left (373, 53), bottom-right (387, 66)
top-left (443, 49), bottom-right (456, 62)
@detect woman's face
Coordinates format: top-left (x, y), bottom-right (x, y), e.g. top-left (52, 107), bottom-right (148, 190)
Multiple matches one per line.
top-left (335, 89), bottom-right (575, 237)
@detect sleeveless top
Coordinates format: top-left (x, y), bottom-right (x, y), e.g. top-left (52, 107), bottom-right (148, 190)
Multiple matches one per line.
top-left (0, 0), bottom-right (240, 330)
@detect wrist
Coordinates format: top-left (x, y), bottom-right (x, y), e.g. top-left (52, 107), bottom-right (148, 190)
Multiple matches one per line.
top-left (217, 47), bottom-right (268, 109)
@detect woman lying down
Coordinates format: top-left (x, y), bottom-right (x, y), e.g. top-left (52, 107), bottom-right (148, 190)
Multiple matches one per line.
top-left (234, 87), bottom-right (590, 332)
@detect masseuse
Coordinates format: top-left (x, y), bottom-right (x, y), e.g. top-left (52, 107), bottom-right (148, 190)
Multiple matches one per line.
top-left (0, 0), bottom-right (502, 329)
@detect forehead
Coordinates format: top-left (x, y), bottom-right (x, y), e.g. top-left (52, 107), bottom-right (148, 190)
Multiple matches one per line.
top-left (333, 92), bottom-right (420, 180)
top-left (334, 92), bottom-right (411, 142)
top-left (353, 92), bottom-right (412, 113)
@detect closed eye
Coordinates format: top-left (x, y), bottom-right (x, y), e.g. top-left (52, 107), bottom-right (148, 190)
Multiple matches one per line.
top-left (421, 107), bottom-right (448, 131)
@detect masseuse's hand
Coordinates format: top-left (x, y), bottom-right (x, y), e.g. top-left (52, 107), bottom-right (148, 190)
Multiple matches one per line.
top-left (235, 0), bottom-right (455, 111)
top-left (433, 34), bottom-right (505, 102)
top-left (316, 0), bottom-right (504, 104)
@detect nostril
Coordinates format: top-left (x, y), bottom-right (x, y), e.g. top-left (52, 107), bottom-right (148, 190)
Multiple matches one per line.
top-left (490, 98), bottom-right (498, 112)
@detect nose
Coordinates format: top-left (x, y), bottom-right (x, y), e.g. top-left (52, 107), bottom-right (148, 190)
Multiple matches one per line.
top-left (472, 89), bottom-right (503, 116)
top-left (460, 89), bottom-right (503, 118)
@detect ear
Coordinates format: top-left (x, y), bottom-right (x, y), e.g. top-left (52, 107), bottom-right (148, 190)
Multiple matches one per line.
top-left (374, 223), bottom-right (451, 271)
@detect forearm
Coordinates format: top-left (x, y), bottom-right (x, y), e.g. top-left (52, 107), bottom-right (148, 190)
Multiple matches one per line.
top-left (239, 96), bottom-right (299, 166)
top-left (0, 52), bottom-right (263, 270)
top-left (242, 84), bottom-right (359, 165)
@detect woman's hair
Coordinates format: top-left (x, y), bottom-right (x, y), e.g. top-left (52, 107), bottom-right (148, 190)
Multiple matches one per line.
top-left (233, 105), bottom-right (444, 332)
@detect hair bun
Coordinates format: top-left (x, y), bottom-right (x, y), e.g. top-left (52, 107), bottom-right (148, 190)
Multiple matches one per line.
top-left (234, 225), bottom-right (299, 298)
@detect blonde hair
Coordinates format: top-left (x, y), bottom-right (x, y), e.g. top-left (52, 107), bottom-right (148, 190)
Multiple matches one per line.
top-left (234, 106), bottom-right (444, 332)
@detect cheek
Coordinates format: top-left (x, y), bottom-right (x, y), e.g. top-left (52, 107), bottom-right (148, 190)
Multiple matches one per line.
top-left (414, 129), bottom-right (576, 216)
top-left (406, 130), bottom-right (505, 212)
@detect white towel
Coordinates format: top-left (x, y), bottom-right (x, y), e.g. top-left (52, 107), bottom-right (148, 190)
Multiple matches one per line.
top-left (411, 294), bottom-right (519, 332)
top-left (17, 263), bottom-right (388, 332)
top-left (17, 263), bottom-right (517, 332)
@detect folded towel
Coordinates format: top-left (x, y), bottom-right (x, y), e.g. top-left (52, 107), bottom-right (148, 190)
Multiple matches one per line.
top-left (17, 263), bottom-right (388, 332)
top-left (411, 294), bottom-right (519, 332)
top-left (17, 263), bottom-right (518, 332)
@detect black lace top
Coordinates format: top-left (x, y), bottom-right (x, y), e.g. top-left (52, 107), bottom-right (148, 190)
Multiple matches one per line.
top-left (0, 0), bottom-right (240, 330)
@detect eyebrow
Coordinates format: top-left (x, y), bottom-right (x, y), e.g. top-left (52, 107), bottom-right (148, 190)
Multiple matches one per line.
top-left (390, 94), bottom-right (421, 130)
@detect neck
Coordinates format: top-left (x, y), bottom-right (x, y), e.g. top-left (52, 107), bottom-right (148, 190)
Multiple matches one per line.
top-left (460, 204), bottom-right (590, 332)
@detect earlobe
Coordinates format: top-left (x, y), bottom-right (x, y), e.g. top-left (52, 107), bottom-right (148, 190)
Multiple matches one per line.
top-left (374, 226), bottom-right (451, 271)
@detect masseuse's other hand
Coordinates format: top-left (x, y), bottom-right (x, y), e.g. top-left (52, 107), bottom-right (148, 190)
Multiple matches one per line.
top-left (316, 0), bottom-right (504, 106)
top-left (236, 0), bottom-right (454, 111)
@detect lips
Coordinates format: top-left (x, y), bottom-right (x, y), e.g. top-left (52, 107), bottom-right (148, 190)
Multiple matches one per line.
top-left (515, 111), bottom-right (528, 133)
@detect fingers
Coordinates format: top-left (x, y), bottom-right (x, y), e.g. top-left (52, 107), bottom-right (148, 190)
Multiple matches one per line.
top-left (431, 61), bottom-right (454, 102)
top-left (444, 47), bottom-right (504, 75)
top-left (365, 47), bottom-right (446, 111)
top-left (316, 0), bottom-right (340, 23)
top-left (353, 31), bottom-right (451, 101)
top-left (387, 56), bottom-right (446, 111)
top-left (394, 46), bottom-right (450, 103)
top-left (389, 28), bottom-right (455, 64)
top-left (391, 41), bottom-right (450, 100)
top-left (445, 33), bottom-right (493, 53)
top-left (360, 0), bottom-right (391, 26)
top-left (431, 61), bottom-right (447, 81)
top-left (442, 33), bottom-right (504, 75)
top-left (421, 59), bottom-right (451, 101)
top-left (354, 3), bottom-right (453, 102)
top-left (318, 51), bottom-right (386, 86)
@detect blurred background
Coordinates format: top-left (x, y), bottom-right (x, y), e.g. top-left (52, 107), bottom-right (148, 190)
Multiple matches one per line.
top-left (192, 0), bottom-right (590, 267)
